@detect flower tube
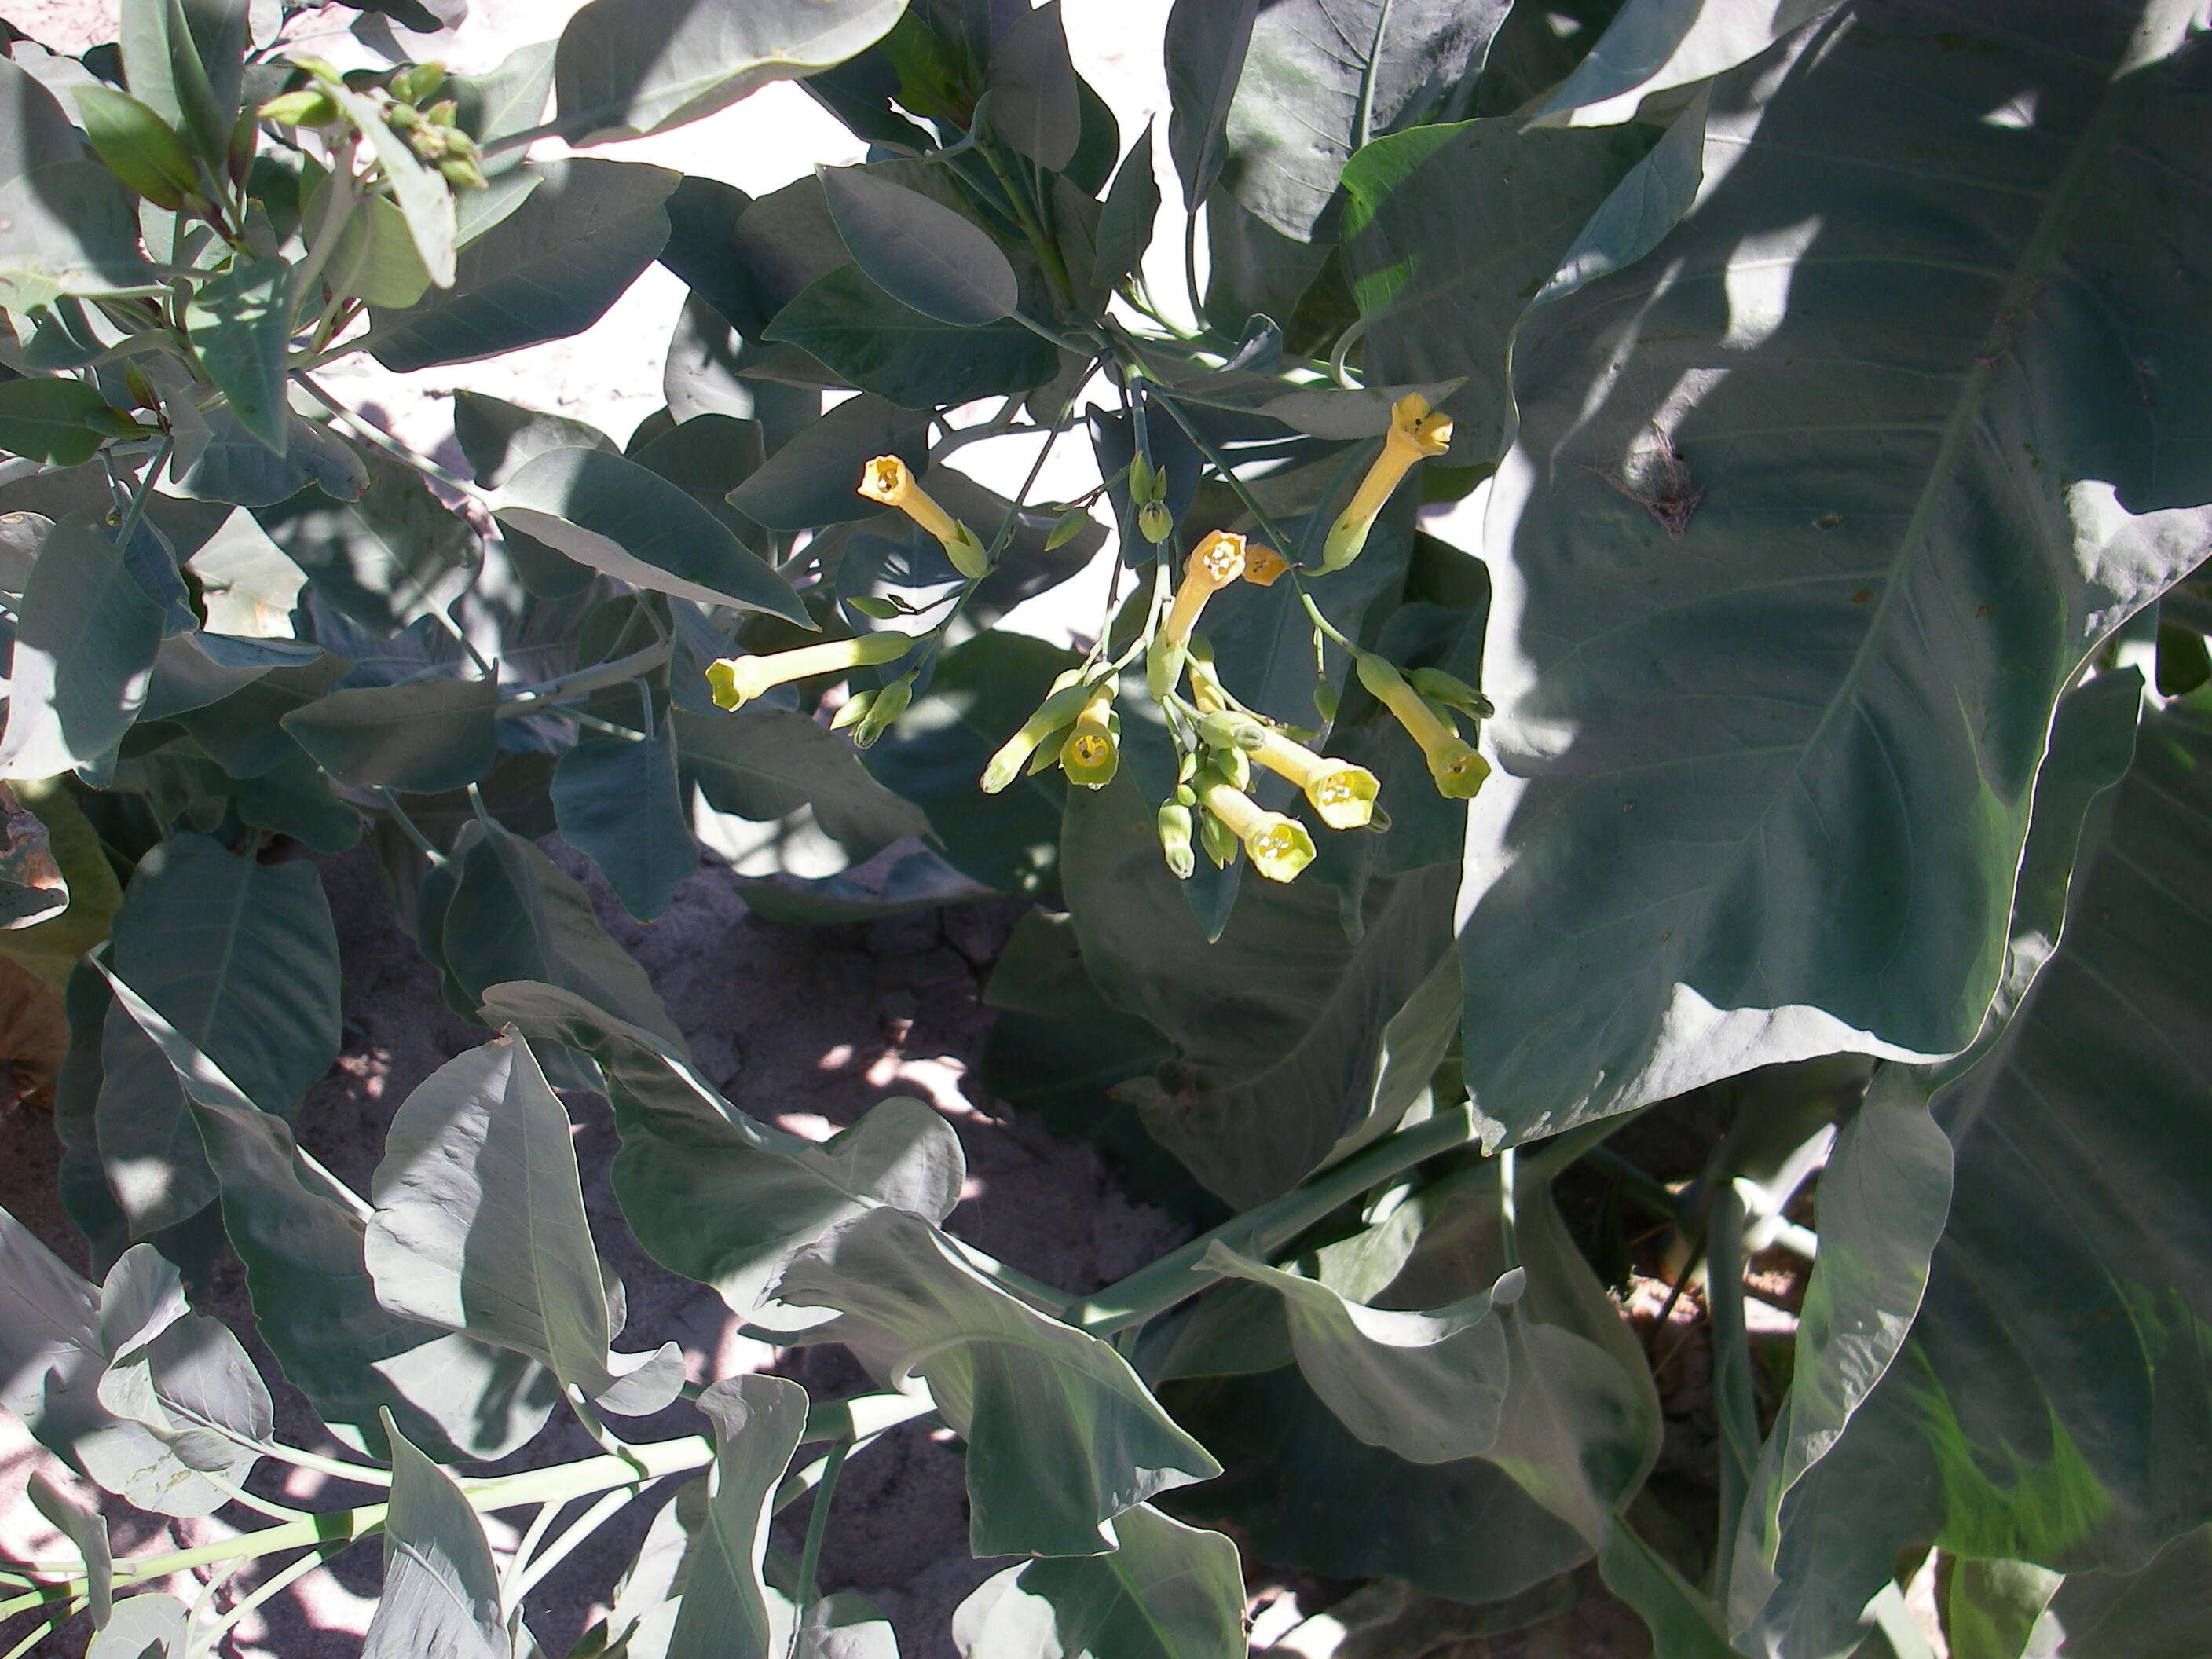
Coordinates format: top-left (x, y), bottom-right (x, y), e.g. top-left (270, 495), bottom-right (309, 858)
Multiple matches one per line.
top-left (707, 632), bottom-right (912, 712)
top-left (1197, 775), bottom-right (1317, 884)
top-left (1148, 530), bottom-right (1247, 699)
top-left (1320, 394), bottom-right (1453, 573)
top-left (1354, 652), bottom-right (1490, 800)
top-left (1247, 730), bottom-right (1380, 830)
top-left (857, 456), bottom-right (988, 578)
top-left (981, 678), bottom-right (1097, 793)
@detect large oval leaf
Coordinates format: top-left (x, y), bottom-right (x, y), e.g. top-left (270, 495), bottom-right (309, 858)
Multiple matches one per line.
top-left (0, 59), bottom-right (156, 307)
top-left (554, 0), bottom-right (909, 145)
top-left (368, 159), bottom-right (679, 372)
top-left (496, 446), bottom-right (809, 624)
top-left (1458, 3), bottom-right (2212, 1146)
top-left (819, 163), bottom-right (1020, 326)
top-left (0, 515), bottom-right (166, 779)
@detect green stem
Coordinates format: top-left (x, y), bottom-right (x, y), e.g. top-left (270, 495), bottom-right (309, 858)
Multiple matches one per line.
top-left (504, 1487), bottom-right (637, 1612)
top-left (374, 788), bottom-right (447, 870)
top-left (111, 437), bottom-right (174, 555)
top-left (0, 1595), bottom-right (82, 1659)
top-left (496, 642), bottom-right (674, 715)
top-left (189, 1540), bottom-right (346, 1657)
top-left (292, 373), bottom-right (489, 502)
top-left (1067, 1104), bottom-right (1487, 1335)
top-left (794, 1434), bottom-right (851, 1622)
top-left (1497, 1145), bottom-right (1522, 1272)
top-left (1705, 1185), bottom-right (1760, 1608)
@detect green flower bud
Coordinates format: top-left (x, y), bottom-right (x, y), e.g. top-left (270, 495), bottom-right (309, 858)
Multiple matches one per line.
top-left (1197, 804), bottom-right (1239, 869)
top-left (1408, 666), bottom-right (1493, 720)
top-left (854, 671), bottom-right (915, 748)
top-left (828, 687), bottom-right (877, 731)
top-left (258, 88), bottom-right (342, 130)
top-left (1137, 499), bottom-right (1174, 544)
top-left (1196, 711), bottom-right (1265, 753)
top-left (390, 61), bottom-right (447, 104)
top-left (1157, 800), bottom-right (1195, 880)
top-left (981, 679), bottom-right (1097, 793)
top-left (1127, 449), bottom-right (1155, 504)
top-left (438, 152), bottom-right (489, 192)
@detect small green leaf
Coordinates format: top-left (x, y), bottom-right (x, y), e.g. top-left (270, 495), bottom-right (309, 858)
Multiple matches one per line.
top-left (365, 1035), bottom-right (685, 1415)
top-left (952, 1503), bottom-right (1247, 1659)
top-left (553, 709), bottom-right (696, 921)
top-left (665, 1374), bottom-right (809, 1659)
top-left (553, 0), bottom-right (908, 145)
top-left (363, 1414), bottom-right (506, 1659)
top-left (987, 1), bottom-right (1080, 172)
top-left (819, 163), bottom-right (1021, 327)
top-left (496, 446), bottom-right (808, 623)
top-left (846, 594), bottom-right (903, 621)
top-left (281, 677), bottom-right (499, 794)
top-left (185, 256), bottom-right (292, 456)
top-left (28, 1471), bottom-right (112, 1626)
top-left (71, 83), bottom-right (199, 210)
top-left (1200, 1241), bottom-right (1520, 1464)
top-left (776, 1205), bottom-right (1220, 1558)
top-left (0, 379), bottom-right (115, 466)
top-left (320, 192), bottom-right (434, 309)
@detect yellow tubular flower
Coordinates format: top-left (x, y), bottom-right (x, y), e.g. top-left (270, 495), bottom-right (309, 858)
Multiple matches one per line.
top-left (707, 632), bottom-right (912, 712)
top-left (1241, 544), bottom-right (1291, 586)
top-left (1059, 686), bottom-right (1119, 789)
top-left (1355, 653), bottom-right (1491, 800)
top-left (1162, 531), bottom-right (1247, 647)
top-left (857, 456), bottom-right (987, 578)
top-left (1250, 730), bottom-right (1379, 830)
top-left (982, 679), bottom-right (1097, 793)
top-left (1199, 776), bottom-right (1317, 884)
top-left (1320, 394), bottom-right (1454, 573)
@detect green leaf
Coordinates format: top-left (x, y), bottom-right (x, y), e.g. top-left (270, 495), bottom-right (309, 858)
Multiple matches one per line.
top-left (116, 0), bottom-right (240, 170)
top-left (320, 193), bottom-right (434, 310)
top-left (445, 38), bottom-right (556, 178)
top-left (451, 390), bottom-right (615, 488)
top-left (555, 0), bottom-right (907, 145)
top-left (364, 1414), bottom-right (506, 1659)
top-left (861, 631), bottom-right (1074, 895)
top-left (1733, 687), bottom-right (2212, 1656)
top-left (0, 778), bottom-right (124, 984)
top-left (28, 1470), bottom-right (112, 1625)
top-left (664, 1374), bottom-right (809, 1659)
top-left (1093, 123), bottom-right (1160, 295)
top-left (167, 408), bottom-right (368, 507)
top-left (184, 256), bottom-right (291, 456)
top-left (0, 60), bottom-right (157, 308)
top-left (2047, 1525), bottom-right (2212, 1658)
top-left (1530, 0), bottom-right (1829, 129)
top-left (554, 709), bottom-right (695, 921)
top-left (1338, 116), bottom-right (1653, 461)
top-left (96, 833), bottom-right (341, 1236)
top-left (0, 515), bottom-right (166, 779)
top-left (765, 264), bottom-right (1057, 408)
top-left (1597, 1525), bottom-right (1738, 1659)
top-left (1219, 0), bottom-right (1511, 241)
top-left (140, 631), bottom-right (324, 723)
top-left (92, 1243), bottom-right (271, 1492)
top-left (0, 1206), bottom-right (257, 1515)
top-left (819, 163), bottom-right (1020, 326)
top-left (1062, 772), bottom-right (1458, 1205)
top-left (365, 1035), bottom-right (685, 1415)
top-left (777, 1205), bottom-right (1220, 1558)
top-left (440, 820), bottom-right (684, 1050)
top-left (951, 1503), bottom-right (1247, 1659)
top-left (675, 703), bottom-right (931, 868)
top-left (244, 445), bottom-right (478, 631)
top-left (368, 159), bottom-right (681, 372)
top-left (282, 677), bottom-right (498, 795)
top-left (86, 1593), bottom-right (189, 1658)
top-left (725, 391), bottom-right (928, 533)
top-left (321, 75), bottom-right (457, 289)
top-left (1459, 5), bottom-right (2212, 1148)
top-left (0, 379), bottom-right (115, 466)
top-left (481, 978), bottom-right (965, 1321)
top-left (97, 967), bottom-right (560, 1460)
top-left (987, 0), bottom-right (1079, 172)
top-left (1944, 1558), bottom-right (2063, 1659)
top-left (69, 83), bottom-right (198, 210)
top-left (1163, 0), bottom-right (1255, 210)
top-left (1200, 1242), bottom-right (1518, 1464)
top-left (495, 445), bottom-right (808, 624)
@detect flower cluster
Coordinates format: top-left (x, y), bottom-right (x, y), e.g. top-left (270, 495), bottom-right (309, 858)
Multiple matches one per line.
top-left (697, 425), bottom-right (1481, 891)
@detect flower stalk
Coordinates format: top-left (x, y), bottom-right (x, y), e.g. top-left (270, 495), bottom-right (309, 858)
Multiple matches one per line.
top-left (858, 456), bottom-right (988, 578)
top-left (1356, 652), bottom-right (1491, 800)
top-left (706, 632), bottom-right (913, 712)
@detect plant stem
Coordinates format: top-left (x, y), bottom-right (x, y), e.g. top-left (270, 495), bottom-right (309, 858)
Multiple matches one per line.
top-left (0, 1595), bottom-right (82, 1659)
top-left (794, 1433), bottom-right (851, 1624)
top-left (1067, 1104), bottom-right (1487, 1335)
top-left (504, 1487), bottom-right (638, 1612)
top-left (1705, 1185), bottom-right (1760, 1609)
top-left (496, 642), bottom-right (674, 715)
top-left (1497, 1145), bottom-right (1522, 1272)
top-left (292, 373), bottom-right (489, 502)
top-left (190, 1540), bottom-right (347, 1656)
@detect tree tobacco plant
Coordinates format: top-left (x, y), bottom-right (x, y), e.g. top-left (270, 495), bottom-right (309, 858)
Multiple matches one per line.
top-left (0, 0), bottom-right (2209, 1655)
